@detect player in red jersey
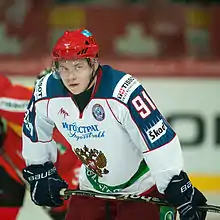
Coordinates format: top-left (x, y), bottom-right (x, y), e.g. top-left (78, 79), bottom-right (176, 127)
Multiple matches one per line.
top-left (0, 74), bottom-right (81, 220)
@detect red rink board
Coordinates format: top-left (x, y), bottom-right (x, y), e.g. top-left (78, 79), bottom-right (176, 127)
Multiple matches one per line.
top-left (1, 57), bottom-right (220, 77)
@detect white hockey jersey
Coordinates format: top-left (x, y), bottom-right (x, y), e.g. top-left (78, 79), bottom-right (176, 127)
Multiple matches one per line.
top-left (22, 65), bottom-right (183, 195)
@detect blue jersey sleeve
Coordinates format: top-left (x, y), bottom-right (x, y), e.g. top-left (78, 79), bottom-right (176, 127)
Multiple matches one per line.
top-left (23, 94), bottom-right (55, 143)
top-left (23, 95), bottom-right (38, 141)
top-left (124, 84), bottom-right (176, 152)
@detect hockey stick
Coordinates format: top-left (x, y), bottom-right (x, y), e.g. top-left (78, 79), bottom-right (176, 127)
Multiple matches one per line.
top-left (60, 189), bottom-right (220, 214)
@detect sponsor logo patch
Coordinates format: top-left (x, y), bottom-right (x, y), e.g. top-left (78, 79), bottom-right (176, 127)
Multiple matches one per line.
top-left (36, 77), bottom-right (44, 98)
top-left (34, 73), bottom-right (50, 100)
top-left (81, 29), bottom-right (92, 37)
top-left (113, 74), bottom-right (140, 103)
top-left (62, 122), bottom-right (105, 141)
top-left (146, 119), bottom-right (167, 143)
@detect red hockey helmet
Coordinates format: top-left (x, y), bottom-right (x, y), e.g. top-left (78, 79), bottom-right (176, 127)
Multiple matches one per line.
top-left (52, 29), bottom-right (99, 61)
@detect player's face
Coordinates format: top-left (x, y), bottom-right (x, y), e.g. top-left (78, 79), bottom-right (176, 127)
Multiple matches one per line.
top-left (59, 59), bottom-right (93, 95)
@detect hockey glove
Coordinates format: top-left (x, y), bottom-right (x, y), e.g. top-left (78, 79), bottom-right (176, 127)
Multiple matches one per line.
top-left (22, 161), bottom-right (68, 207)
top-left (164, 171), bottom-right (207, 220)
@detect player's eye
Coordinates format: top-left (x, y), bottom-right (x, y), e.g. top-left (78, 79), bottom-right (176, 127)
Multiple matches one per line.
top-left (60, 66), bottom-right (68, 71)
top-left (75, 65), bottom-right (83, 70)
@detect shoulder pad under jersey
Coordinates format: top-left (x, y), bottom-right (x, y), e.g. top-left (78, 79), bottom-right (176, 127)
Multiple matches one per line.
top-left (95, 65), bottom-right (140, 100)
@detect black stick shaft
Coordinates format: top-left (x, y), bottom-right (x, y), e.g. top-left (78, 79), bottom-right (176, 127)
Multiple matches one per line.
top-left (60, 189), bottom-right (220, 214)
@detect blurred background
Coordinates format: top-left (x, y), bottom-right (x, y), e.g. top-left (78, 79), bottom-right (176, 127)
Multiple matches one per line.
top-left (0, 0), bottom-right (219, 219)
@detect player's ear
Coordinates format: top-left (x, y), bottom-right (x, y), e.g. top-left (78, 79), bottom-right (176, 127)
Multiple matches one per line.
top-left (92, 58), bottom-right (98, 64)
top-left (91, 58), bottom-right (99, 71)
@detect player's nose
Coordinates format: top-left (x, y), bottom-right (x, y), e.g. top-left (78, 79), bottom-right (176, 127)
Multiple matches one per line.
top-left (68, 71), bottom-right (77, 81)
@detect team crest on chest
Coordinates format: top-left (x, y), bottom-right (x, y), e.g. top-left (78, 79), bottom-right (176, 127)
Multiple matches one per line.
top-left (75, 145), bottom-right (109, 177)
top-left (92, 104), bottom-right (105, 121)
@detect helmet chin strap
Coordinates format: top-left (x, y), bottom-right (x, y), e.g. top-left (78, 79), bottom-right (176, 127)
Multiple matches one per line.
top-left (85, 59), bottom-right (100, 91)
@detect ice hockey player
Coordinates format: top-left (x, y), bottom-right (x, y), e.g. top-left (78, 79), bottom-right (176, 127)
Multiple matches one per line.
top-left (22, 29), bottom-right (207, 220)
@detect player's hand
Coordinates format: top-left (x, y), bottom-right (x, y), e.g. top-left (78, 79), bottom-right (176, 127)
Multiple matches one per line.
top-left (22, 161), bottom-right (68, 207)
top-left (164, 171), bottom-right (207, 220)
